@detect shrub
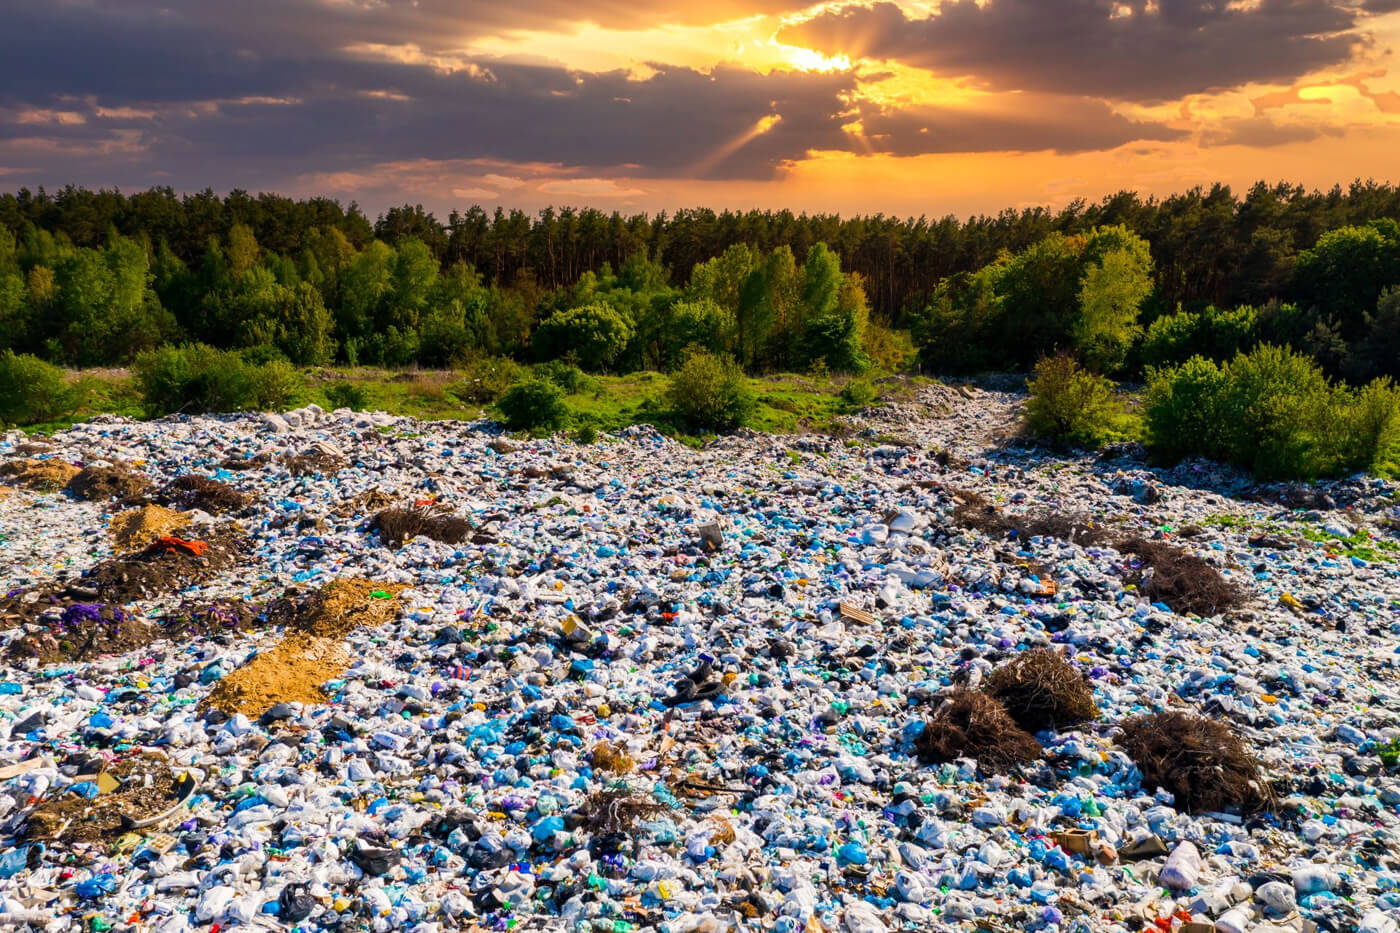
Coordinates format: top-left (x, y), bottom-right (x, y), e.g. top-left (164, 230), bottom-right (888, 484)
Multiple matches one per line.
top-left (447, 355), bottom-right (525, 404)
top-left (0, 351), bottom-right (80, 425)
top-left (1118, 712), bottom-right (1271, 813)
top-left (536, 360), bottom-right (590, 394)
top-left (324, 381), bottom-right (369, 411)
top-left (1143, 344), bottom-right (1393, 479)
top-left (573, 425), bottom-right (599, 445)
top-left (497, 377), bottom-right (570, 432)
top-left (1143, 356), bottom-right (1230, 463)
top-left (1024, 354), bottom-right (1122, 447)
top-left (666, 350), bottom-right (755, 431)
top-left (839, 378), bottom-right (878, 410)
top-left (914, 690), bottom-right (1042, 774)
top-left (132, 344), bottom-right (300, 415)
top-left (985, 649), bottom-right (1098, 733)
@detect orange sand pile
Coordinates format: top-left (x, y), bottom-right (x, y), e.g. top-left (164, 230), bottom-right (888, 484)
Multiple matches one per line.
top-left (109, 504), bottom-right (193, 552)
top-left (205, 578), bottom-right (405, 716)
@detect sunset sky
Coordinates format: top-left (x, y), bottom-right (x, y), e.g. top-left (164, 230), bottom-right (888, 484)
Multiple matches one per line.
top-left (3, 0), bottom-right (1400, 218)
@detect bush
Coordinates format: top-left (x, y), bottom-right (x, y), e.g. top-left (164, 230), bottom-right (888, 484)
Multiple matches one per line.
top-left (0, 351), bottom-right (80, 425)
top-left (1024, 354), bottom-right (1122, 447)
top-left (573, 425), bottom-right (599, 445)
top-left (839, 378), bottom-right (878, 410)
top-left (497, 377), bottom-right (569, 432)
top-left (370, 507), bottom-right (470, 547)
top-left (666, 350), bottom-right (755, 431)
top-left (536, 360), bottom-right (590, 394)
top-left (133, 344), bottom-right (300, 415)
top-left (447, 355), bottom-right (525, 404)
top-left (1142, 356), bottom-right (1230, 463)
top-left (324, 381), bottom-right (369, 411)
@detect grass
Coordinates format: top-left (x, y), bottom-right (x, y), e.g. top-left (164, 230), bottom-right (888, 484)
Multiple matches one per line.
top-left (19, 366), bottom-right (903, 444)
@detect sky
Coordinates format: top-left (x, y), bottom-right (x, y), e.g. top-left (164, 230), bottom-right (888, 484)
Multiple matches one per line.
top-left (3, 0), bottom-right (1400, 219)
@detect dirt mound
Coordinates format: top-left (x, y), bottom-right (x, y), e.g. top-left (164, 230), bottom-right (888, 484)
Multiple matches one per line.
top-left (218, 452), bottom-right (270, 471)
top-left (204, 580), bottom-right (403, 716)
top-left (79, 528), bottom-right (245, 603)
top-left (25, 753), bottom-right (187, 843)
top-left (1119, 538), bottom-right (1244, 617)
top-left (0, 458), bottom-right (80, 492)
top-left (157, 598), bottom-right (261, 640)
top-left (915, 689), bottom-right (1042, 773)
top-left (157, 475), bottom-right (250, 514)
top-left (206, 632), bottom-right (350, 717)
top-left (951, 489), bottom-right (1110, 545)
top-left (6, 603), bottom-right (156, 664)
top-left (65, 463), bottom-right (152, 504)
top-left (985, 649), bottom-right (1098, 734)
top-left (108, 504), bottom-right (193, 552)
top-left (370, 507), bottom-right (471, 547)
top-left (1118, 711), bottom-right (1272, 814)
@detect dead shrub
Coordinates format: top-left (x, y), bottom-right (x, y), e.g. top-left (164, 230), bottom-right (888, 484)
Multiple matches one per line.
top-left (577, 787), bottom-right (667, 835)
top-left (914, 689), bottom-right (1042, 773)
top-left (66, 463), bottom-right (152, 504)
top-left (282, 443), bottom-right (347, 477)
top-left (1118, 711), bottom-right (1272, 814)
top-left (985, 649), bottom-right (1098, 733)
top-left (218, 452), bottom-right (270, 471)
top-left (158, 475), bottom-right (250, 514)
top-left (949, 489), bottom-right (1108, 545)
top-left (370, 507), bottom-right (470, 547)
top-left (0, 458), bottom-right (80, 492)
top-left (1119, 537), bottom-right (1243, 616)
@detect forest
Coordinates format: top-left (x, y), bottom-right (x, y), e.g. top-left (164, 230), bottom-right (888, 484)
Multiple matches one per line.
top-left (1, 180), bottom-right (1399, 382)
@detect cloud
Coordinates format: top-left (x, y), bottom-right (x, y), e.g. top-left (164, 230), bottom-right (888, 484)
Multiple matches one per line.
top-left (1200, 116), bottom-right (1345, 147)
top-left (537, 178), bottom-right (646, 196)
top-left (781, 0), bottom-right (1365, 103)
top-left (852, 94), bottom-right (1185, 155)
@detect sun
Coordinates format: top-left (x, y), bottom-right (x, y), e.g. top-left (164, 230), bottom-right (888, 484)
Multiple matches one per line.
top-left (779, 44), bottom-right (853, 73)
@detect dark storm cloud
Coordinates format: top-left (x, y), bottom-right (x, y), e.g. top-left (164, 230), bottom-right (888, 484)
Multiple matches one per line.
top-left (0, 0), bottom-right (1219, 187)
top-left (780, 0), bottom-right (1367, 103)
top-left (854, 95), bottom-right (1186, 155)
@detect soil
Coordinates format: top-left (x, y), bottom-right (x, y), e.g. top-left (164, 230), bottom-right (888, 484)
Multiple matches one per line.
top-left (79, 527), bottom-right (245, 602)
top-left (65, 463), bottom-right (153, 504)
top-left (25, 753), bottom-right (184, 843)
top-left (108, 504), bottom-right (193, 552)
top-left (205, 631), bottom-right (349, 716)
top-left (6, 603), bottom-right (157, 664)
top-left (204, 579), bottom-right (404, 716)
top-left (0, 459), bottom-right (81, 492)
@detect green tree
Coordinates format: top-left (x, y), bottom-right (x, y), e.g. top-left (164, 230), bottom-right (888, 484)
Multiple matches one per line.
top-left (1074, 226), bottom-right (1153, 371)
top-left (533, 302), bottom-right (635, 372)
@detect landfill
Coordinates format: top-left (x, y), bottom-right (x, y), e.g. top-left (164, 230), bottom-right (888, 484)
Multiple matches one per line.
top-left (0, 382), bottom-right (1398, 933)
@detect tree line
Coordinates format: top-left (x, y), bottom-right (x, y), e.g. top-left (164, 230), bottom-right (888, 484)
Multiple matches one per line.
top-left (1, 181), bottom-right (1399, 379)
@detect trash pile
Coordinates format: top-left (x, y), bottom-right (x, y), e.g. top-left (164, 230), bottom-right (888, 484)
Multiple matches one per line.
top-left (0, 386), bottom-right (1398, 933)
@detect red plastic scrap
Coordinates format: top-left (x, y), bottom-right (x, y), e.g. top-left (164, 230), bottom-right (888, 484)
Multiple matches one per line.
top-left (144, 536), bottom-right (210, 557)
